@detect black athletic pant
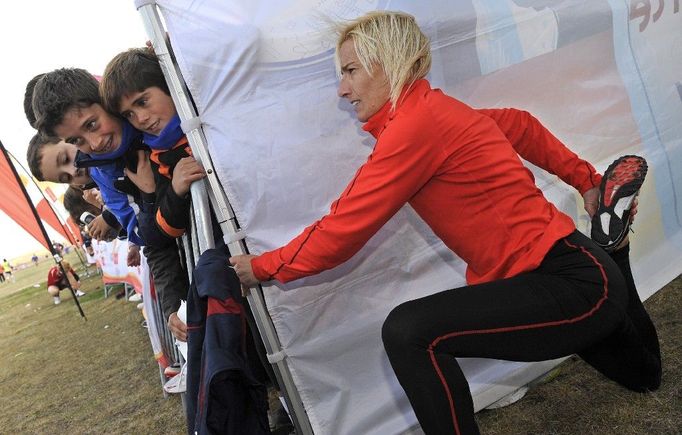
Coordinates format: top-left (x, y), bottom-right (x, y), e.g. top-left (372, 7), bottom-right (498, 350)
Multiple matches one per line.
top-left (382, 230), bottom-right (661, 435)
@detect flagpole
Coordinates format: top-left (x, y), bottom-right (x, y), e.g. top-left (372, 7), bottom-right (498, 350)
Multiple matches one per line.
top-left (0, 140), bottom-right (86, 319)
top-left (5, 148), bottom-right (89, 271)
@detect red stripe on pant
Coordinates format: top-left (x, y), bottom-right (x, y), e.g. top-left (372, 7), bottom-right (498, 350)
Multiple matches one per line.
top-left (426, 239), bottom-right (609, 434)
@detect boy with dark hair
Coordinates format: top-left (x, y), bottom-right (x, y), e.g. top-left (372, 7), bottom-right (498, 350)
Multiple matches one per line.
top-left (23, 73), bottom-right (45, 128)
top-left (101, 48), bottom-right (204, 240)
top-left (99, 48), bottom-right (205, 340)
top-left (26, 134), bottom-right (121, 242)
top-left (30, 68), bottom-right (189, 339)
top-left (101, 49), bottom-right (290, 432)
top-left (32, 68), bottom-right (102, 144)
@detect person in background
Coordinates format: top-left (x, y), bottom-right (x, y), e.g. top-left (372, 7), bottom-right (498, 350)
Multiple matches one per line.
top-left (52, 241), bottom-right (64, 256)
top-left (47, 260), bottom-right (85, 305)
top-left (2, 259), bottom-right (15, 283)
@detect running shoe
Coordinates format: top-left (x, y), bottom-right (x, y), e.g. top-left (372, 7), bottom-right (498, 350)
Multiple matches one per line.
top-left (591, 155), bottom-right (648, 251)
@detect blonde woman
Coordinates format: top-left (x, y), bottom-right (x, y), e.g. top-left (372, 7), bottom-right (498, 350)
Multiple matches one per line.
top-left (231, 11), bottom-right (659, 434)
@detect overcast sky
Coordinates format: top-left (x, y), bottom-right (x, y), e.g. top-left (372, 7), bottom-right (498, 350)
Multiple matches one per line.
top-left (0, 0), bottom-right (147, 259)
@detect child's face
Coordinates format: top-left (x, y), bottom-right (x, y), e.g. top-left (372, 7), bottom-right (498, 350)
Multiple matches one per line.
top-left (39, 141), bottom-right (92, 185)
top-left (54, 103), bottom-right (123, 156)
top-left (119, 86), bottom-right (176, 136)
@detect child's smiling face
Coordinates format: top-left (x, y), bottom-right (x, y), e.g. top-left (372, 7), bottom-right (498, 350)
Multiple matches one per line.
top-left (118, 86), bottom-right (177, 136)
top-left (55, 103), bottom-right (123, 156)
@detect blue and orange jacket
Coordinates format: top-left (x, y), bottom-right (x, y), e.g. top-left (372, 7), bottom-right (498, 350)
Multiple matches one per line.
top-left (148, 137), bottom-right (193, 240)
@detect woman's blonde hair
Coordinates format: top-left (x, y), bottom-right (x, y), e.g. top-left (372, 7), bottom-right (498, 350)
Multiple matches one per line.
top-left (335, 11), bottom-right (431, 109)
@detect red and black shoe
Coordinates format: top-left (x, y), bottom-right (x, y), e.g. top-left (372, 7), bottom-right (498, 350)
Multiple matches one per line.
top-left (591, 155), bottom-right (648, 251)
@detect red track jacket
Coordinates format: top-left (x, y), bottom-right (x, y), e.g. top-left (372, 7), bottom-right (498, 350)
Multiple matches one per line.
top-left (252, 79), bottom-right (601, 285)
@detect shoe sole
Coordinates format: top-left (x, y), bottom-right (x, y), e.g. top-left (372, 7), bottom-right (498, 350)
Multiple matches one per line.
top-left (591, 155), bottom-right (647, 251)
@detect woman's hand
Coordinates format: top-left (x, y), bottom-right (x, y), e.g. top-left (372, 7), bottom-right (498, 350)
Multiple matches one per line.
top-left (83, 188), bottom-right (103, 208)
top-left (582, 187), bottom-right (599, 218)
top-left (229, 255), bottom-right (260, 287)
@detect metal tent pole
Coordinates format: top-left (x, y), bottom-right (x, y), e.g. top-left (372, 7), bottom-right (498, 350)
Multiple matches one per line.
top-left (135, 3), bottom-right (314, 434)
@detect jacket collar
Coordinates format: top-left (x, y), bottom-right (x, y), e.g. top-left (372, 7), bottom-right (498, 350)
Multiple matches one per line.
top-left (362, 79), bottom-right (431, 138)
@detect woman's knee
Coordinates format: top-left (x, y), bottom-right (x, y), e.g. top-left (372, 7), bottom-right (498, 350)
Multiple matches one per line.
top-left (382, 302), bottom-right (428, 354)
top-left (47, 286), bottom-right (59, 296)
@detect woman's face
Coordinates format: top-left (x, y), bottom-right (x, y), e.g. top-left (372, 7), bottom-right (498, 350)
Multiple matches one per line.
top-left (337, 39), bottom-right (390, 122)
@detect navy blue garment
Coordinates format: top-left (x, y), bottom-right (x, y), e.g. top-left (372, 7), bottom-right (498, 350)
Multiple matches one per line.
top-left (186, 247), bottom-right (269, 435)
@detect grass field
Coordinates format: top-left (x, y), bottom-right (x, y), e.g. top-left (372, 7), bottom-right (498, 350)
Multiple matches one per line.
top-left (0, 252), bottom-right (185, 434)
top-left (0, 251), bottom-right (679, 434)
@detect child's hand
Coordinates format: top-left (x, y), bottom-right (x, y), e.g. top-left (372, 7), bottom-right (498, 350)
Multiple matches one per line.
top-left (127, 244), bottom-right (141, 267)
top-left (124, 150), bottom-right (156, 194)
top-left (87, 215), bottom-right (117, 241)
top-left (168, 312), bottom-right (187, 342)
top-left (83, 188), bottom-right (103, 208)
top-left (172, 156), bottom-right (206, 197)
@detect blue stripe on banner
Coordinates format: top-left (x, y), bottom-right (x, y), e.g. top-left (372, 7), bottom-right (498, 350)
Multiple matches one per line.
top-left (607, 0), bottom-right (682, 240)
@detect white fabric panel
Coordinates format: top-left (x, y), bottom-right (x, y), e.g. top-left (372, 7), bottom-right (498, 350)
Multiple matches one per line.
top-left (153, 1), bottom-right (682, 433)
top-left (91, 239), bottom-right (168, 366)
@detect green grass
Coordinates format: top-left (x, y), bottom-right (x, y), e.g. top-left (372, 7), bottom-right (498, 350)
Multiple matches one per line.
top-left (0, 251), bottom-right (185, 434)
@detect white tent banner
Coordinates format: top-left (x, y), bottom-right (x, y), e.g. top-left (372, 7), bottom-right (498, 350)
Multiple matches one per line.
top-left (91, 239), bottom-right (170, 366)
top-left (153, 1), bottom-right (682, 433)
top-left (92, 238), bottom-right (146, 292)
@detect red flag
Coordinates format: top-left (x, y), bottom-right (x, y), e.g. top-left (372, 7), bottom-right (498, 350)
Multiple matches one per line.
top-left (36, 199), bottom-right (77, 245)
top-left (0, 147), bottom-right (51, 250)
top-left (66, 216), bottom-right (83, 245)
top-left (44, 185), bottom-right (58, 202)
